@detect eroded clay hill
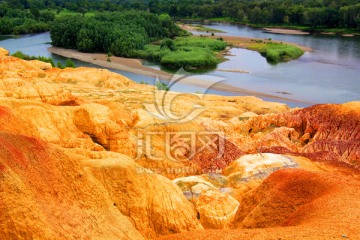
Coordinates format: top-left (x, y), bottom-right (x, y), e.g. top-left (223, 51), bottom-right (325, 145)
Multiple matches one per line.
top-left (0, 48), bottom-right (359, 239)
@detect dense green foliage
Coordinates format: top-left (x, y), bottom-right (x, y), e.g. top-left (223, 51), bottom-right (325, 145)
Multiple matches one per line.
top-left (150, 0), bottom-right (360, 31)
top-left (136, 37), bottom-right (227, 69)
top-left (1, 0), bottom-right (359, 35)
top-left (50, 11), bottom-right (186, 57)
top-left (249, 42), bottom-right (304, 62)
top-left (48, 8), bottom-right (226, 69)
top-left (175, 37), bottom-right (227, 51)
top-left (49, 10), bottom-right (225, 69)
top-left (0, 8), bottom-right (55, 34)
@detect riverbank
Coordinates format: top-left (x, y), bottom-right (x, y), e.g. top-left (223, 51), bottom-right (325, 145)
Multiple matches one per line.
top-left (178, 24), bottom-right (226, 33)
top-left (49, 47), bottom-right (171, 79)
top-left (262, 27), bottom-right (358, 37)
top-left (207, 35), bottom-right (312, 52)
top-left (48, 47), bottom-right (307, 104)
top-left (179, 18), bottom-right (360, 36)
top-left (263, 28), bottom-right (310, 35)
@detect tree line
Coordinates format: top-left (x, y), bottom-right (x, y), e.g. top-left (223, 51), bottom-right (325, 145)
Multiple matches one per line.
top-left (149, 0), bottom-right (360, 30)
top-left (1, 0), bottom-right (360, 33)
top-left (0, 8), bottom-right (55, 34)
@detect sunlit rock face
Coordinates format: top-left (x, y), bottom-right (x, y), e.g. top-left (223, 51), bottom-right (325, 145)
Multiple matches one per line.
top-left (196, 190), bottom-right (239, 229)
top-left (85, 157), bottom-right (203, 239)
top-left (173, 176), bottom-right (240, 229)
top-left (0, 47), bottom-right (9, 56)
top-left (0, 132), bottom-right (144, 240)
top-left (224, 153), bottom-right (298, 184)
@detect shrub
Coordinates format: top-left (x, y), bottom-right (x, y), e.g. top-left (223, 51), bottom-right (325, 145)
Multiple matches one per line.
top-left (254, 42), bottom-right (304, 62)
top-left (65, 59), bottom-right (76, 68)
top-left (156, 81), bottom-right (169, 91)
top-left (11, 51), bottom-right (55, 66)
top-left (160, 48), bottom-right (219, 69)
top-left (160, 38), bottom-right (176, 51)
top-left (57, 62), bottom-right (64, 68)
top-left (174, 37), bottom-right (227, 51)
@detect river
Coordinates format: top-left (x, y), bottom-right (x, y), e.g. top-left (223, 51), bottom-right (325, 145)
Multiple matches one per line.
top-left (1, 24), bottom-right (359, 107)
top-left (186, 23), bottom-right (360, 106)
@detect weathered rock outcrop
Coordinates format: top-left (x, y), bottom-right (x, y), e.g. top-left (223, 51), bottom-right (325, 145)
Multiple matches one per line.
top-left (0, 47), bottom-right (9, 57)
top-left (226, 103), bottom-right (360, 169)
top-left (85, 157), bottom-right (203, 239)
top-left (0, 132), bottom-right (144, 240)
top-left (46, 67), bottom-right (141, 89)
top-left (159, 168), bottom-right (360, 239)
top-left (172, 153), bottom-right (323, 230)
top-left (196, 190), bottom-right (239, 229)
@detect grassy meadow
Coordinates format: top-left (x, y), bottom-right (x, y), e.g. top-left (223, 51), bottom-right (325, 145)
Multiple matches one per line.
top-left (136, 36), bottom-right (227, 70)
top-left (247, 40), bottom-right (304, 62)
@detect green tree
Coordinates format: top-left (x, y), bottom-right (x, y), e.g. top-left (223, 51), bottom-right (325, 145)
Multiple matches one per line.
top-left (304, 8), bottom-right (326, 29)
top-left (30, 7), bottom-right (40, 19)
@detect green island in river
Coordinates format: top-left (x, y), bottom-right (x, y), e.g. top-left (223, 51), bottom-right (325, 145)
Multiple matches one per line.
top-left (48, 11), bottom-right (306, 72)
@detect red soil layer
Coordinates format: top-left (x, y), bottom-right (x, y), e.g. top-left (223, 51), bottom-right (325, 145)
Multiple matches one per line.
top-left (255, 103), bottom-right (360, 169)
top-left (192, 135), bottom-right (244, 173)
top-left (0, 162), bottom-right (5, 172)
top-left (0, 106), bottom-right (10, 116)
top-left (234, 169), bottom-right (336, 228)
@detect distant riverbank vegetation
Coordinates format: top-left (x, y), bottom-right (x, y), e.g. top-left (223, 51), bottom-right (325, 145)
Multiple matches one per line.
top-left (0, 9), bottom-right (54, 34)
top-left (1, 0), bottom-right (359, 36)
top-left (49, 11), bottom-right (226, 70)
top-left (151, 0), bottom-right (360, 34)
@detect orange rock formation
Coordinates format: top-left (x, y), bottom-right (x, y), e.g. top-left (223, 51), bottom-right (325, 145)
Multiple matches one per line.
top-left (0, 47), bottom-right (359, 239)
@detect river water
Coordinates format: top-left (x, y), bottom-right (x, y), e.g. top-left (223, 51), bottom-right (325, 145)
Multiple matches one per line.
top-left (1, 24), bottom-right (359, 107)
top-left (189, 23), bottom-right (360, 106)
